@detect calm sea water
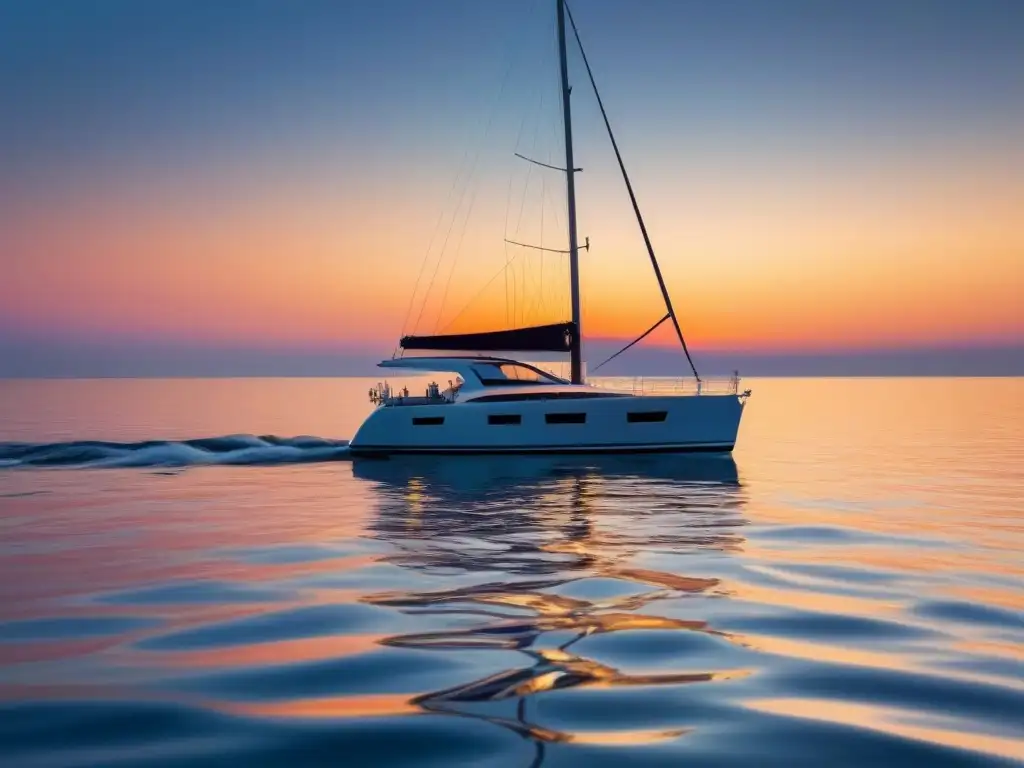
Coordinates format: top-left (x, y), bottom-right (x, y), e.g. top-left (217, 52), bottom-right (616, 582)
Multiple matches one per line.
top-left (0, 377), bottom-right (1022, 767)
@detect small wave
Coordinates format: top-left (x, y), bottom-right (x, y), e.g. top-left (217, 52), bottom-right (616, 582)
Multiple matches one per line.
top-left (0, 435), bottom-right (350, 469)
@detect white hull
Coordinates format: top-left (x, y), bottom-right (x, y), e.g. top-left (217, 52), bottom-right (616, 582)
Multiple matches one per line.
top-left (350, 392), bottom-right (744, 456)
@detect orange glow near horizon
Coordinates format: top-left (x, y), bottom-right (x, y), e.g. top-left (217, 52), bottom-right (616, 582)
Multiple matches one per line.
top-left (2, 0), bottom-right (1023, 363)
top-left (2, 152), bottom-right (1021, 354)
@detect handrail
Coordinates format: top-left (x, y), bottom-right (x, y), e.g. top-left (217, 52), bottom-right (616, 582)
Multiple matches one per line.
top-left (368, 375), bottom-right (749, 407)
top-left (589, 374), bottom-right (743, 397)
top-left (369, 380), bottom-right (460, 407)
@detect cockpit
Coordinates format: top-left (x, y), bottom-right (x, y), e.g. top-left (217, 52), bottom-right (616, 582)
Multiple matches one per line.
top-left (368, 358), bottom-right (571, 407)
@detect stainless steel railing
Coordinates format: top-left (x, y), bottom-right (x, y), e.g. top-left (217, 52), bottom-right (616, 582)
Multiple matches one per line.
top-left (589, 375), bottom-right (745, 396)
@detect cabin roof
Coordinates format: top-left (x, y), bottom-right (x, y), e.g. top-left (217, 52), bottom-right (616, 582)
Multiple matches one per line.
top-left (377, 356), bottom-right (582, 392)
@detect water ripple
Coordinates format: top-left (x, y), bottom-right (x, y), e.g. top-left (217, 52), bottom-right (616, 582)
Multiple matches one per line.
top-left (1, 378), bottom-right (1023, 766)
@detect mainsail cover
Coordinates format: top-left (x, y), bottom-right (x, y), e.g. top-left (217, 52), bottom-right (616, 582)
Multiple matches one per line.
top-left (400, 322), bottom-right (576, 353)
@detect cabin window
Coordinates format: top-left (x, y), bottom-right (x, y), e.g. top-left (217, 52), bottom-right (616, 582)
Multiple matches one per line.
top-left (412, 416), bottom-right (445, 426)
top-left (627, 411), bottom-right (668, 423)
top-left (488, 414), bottom-right (521, 425)
top-left (545, 412), bottom-right (586, 424)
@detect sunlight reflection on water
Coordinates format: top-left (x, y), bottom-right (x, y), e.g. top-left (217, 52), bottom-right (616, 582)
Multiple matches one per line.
top-left (0, 377), bottom-right (1022, 766)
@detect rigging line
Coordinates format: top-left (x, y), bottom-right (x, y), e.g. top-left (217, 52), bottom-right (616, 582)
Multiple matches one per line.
top-left (564, 1), bottom-right (701, 381)
top-left (509, 150), bottom-right (535, 261)
top-left (411, 0), bottom-right (536, 337)
top-left (540, 164), bottom-right (566, 315)
top-left (511, 158), bottom-right (535, 240)
top-left (503, 182), bottom-right (513, 328)
top-left (537, 125), bottom-right (557, 324)
top-left (543, 118), bottom-right (566, 237)
top-left (411, 158), bottom-right (475, 335)
top-left (517, 78), bottom-right (547, 328)
top-left (504, 238), bottom-right (510, 328)
top-left (506, 98), bottom-right (539, 327)
top-left (522, 242), bottom-right (528, 326)
top-left (591, 313), bottom-right (671, 373)
top-left (536, 108), bottom-right (563, 324)
top-left (522, 251), bottom-right (548, 326)
top-left (503, 31), bottom-right (537, 332)
top-left (527, 66), bottom-right (558, 325)
top-left (434, 164), bottom-right (486, 332)
top-left (513, 61), bottom-right (549, 240)
top-left (397, 144), bottom-right (472, 342)
top-left (544, 80), bottom-right (566, 248)
top-left (415, 86), bottom-right (503, 334)
top-left (534, 6), bottom-right (560, 327)
top-left (537, 150), bottom-right (545, 325)
top-left (529, 152), bottom-right (563, 324)
top-left (505, 145), bottom-right (525, 332)
top-left (501, 0), bottom-right (551, 330)
top-left (438, 249), bottom-right (530, 332)
top-left (511, 246), bottom-right (517, 329)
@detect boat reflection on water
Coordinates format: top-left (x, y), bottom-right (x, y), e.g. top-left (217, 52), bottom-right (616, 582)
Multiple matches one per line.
top-left (352, 452), bottom-right (740, 493)
top-left (353, 455), bottom-right (748, 762)
top-left (354, 453), bottom-right (743, 571)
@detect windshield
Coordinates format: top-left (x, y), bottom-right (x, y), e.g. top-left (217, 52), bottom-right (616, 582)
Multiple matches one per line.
top-left (471, 362), bottom-right (565, 386)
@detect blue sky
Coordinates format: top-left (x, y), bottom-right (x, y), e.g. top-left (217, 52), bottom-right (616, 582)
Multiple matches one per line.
top-left (4, 0), bottom-right (1021, 176)
top-left (1, 0), bottom-right (1021, 376)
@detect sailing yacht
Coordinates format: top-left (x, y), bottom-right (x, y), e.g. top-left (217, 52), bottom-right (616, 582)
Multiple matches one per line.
top-left (349, 0), bottom-right (750, 458)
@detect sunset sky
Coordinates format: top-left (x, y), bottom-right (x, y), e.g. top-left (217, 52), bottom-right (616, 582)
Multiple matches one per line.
top-left (1, 0), bottom-right (1021, 376)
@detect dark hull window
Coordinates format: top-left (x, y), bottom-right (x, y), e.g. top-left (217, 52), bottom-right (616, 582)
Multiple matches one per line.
top-left (627, 411), bottom-right (668, 423)
top-left (546, 413), bottom-right (586, 424)
top-left (412, 416), bottom-right (445, 426)
top-left (488, 414), bottom-right (522, 425)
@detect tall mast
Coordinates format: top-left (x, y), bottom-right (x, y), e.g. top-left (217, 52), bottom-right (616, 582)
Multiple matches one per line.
top-left (557, 0), bottom-right (583, 384)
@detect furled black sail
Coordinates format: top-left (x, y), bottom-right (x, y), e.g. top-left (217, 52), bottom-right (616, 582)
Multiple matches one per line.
top-left (400, 322), bottom-right (576, 353)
